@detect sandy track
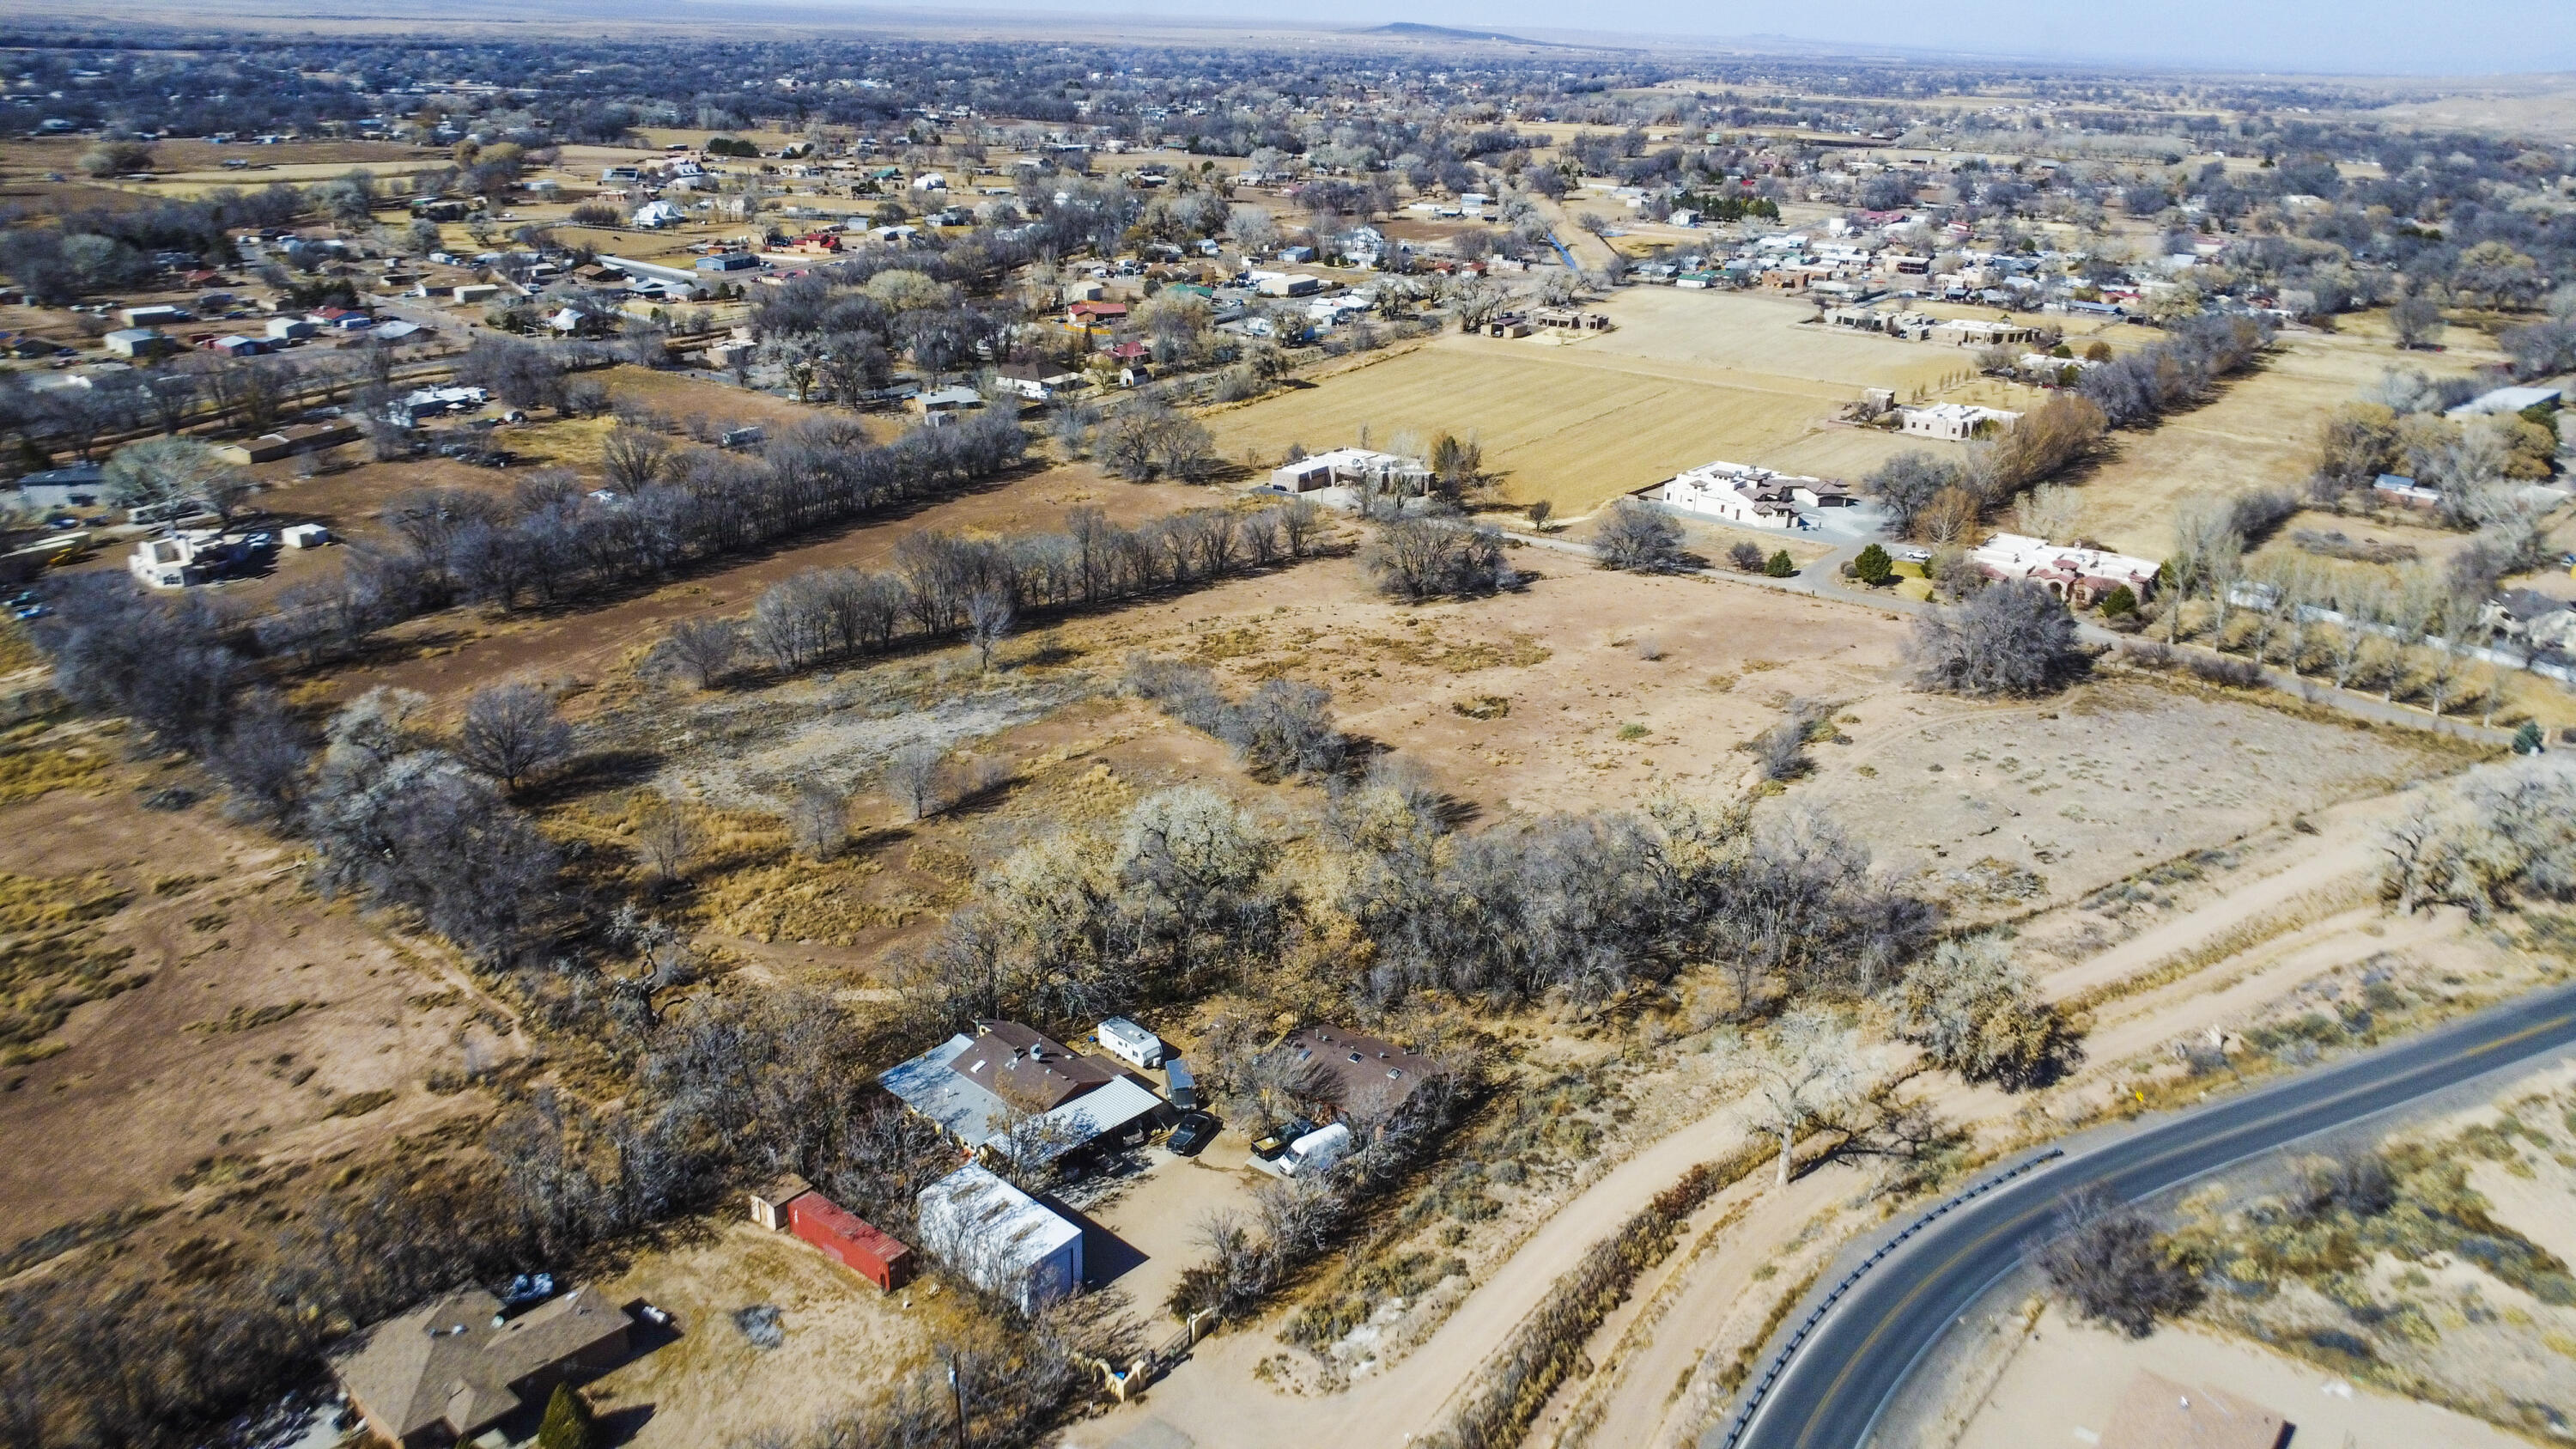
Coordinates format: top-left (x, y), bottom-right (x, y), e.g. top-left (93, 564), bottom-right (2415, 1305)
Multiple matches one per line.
top-left (1067, 1082), bottom-right (1783, 1449)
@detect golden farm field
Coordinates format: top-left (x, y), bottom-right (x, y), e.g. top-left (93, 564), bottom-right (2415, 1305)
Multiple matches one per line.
top-left (1206, 340), bottom-right (1842, 515)
top-left (1208, 288), bottom-right (2078, 515)
top-left (2069, 311), bottom-right (2510, 559)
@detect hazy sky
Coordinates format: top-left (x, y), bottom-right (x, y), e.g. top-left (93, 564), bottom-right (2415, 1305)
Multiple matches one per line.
top-left (943, 0), bottom-right (2576, 76)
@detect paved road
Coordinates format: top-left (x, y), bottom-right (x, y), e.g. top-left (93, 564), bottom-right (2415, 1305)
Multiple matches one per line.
top-left (1719, 980), bottom-right (2576, 1449)
top-left (1503, 527), bottom-right (2516, 747)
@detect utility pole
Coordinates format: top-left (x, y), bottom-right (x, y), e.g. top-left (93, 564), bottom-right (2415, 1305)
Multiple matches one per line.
top-left (946, 1351), bottom-right (969, 1449)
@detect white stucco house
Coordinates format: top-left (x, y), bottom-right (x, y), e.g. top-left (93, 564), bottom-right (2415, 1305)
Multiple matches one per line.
top-left (1267, 447), bottom-right (1431, 496)
top-left (1652, 460), bottom-right (1854, 530)
top-left (1971, 533), bottom-right (2159, 606)
top-left (1899, 403), bottom-right (2021, 441)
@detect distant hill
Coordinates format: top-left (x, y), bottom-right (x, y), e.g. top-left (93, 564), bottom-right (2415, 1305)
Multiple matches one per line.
top-left (1362, 21), bottom-right (1549, 46)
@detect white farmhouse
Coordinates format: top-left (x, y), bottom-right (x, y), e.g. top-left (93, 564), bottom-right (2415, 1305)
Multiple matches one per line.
top-left (1899, 403), bottom-right (2020, 441)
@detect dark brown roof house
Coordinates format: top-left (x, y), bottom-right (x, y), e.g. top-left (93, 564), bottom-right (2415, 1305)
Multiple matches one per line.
top-left (1278, 1024), bottom-right (1448, 1123)
top-left (328, 1286), bottom-right (629, 1447)
top-left (952, 1020), bottom-right (1122, 1114)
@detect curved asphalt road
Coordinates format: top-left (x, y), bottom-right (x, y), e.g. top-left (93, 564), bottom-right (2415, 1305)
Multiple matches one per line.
top-left (1723, 981), bottom-right (2576, 1449)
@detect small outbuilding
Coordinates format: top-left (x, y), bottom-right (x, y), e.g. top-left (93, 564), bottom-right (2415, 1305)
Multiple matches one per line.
top-left (103, 328), bottom-right (174, 360)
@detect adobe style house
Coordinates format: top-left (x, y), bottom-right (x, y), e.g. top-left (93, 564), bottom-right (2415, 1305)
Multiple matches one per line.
top-left (1267, 447), bottom-right (1432, 496)
top-left (329, 1287), bottom-right (629, 1447)
top-left (1652, 460), bottom-right (1855, 531)
top-left (1971, 533), bottom-right (2159, 607)
top-left (1898, 403), bottom-right (2020, 441)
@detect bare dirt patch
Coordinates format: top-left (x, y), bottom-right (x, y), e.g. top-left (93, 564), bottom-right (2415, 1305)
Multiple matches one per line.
top-left (580, 1216), bottom-right (960, 1449)
top-left (1796, 675), bottom-right (2463, 916)
top-left (0, 752), bottom-right (501, 1251)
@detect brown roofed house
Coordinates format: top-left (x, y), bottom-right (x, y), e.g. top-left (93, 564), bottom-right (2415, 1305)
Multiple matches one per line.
top-left (2098, 1370), bottom-right (2291, 1449)
top-left (330, 1287), bottom-right (629, 1447)
top-left (1279, 1024), bottom-right (1448, 1121)
top-left (951, 1020), bottom-right (1121, 1114)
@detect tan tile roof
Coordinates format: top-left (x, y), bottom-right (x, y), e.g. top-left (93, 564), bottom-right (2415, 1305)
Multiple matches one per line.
top-left (330, 1287), bottom-right (627, 1441)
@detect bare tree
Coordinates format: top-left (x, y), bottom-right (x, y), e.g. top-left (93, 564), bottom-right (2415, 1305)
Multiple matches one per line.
top-left (634, 797), bottom-right (698, 888)
top-left (788, 779), bottom-right (848, 860)
top-left (1906, 580), bottom-right (2085, 697)
top-left (660, 618), bottom-right (739, 689)
top-left (885, 741), bottom-right (947, 821)
top-left (456, 682), bottom-right (574, 793)
top-left (599, 425), bottom-right (673, 489)
top-left (1592, 499), bottom-right (1685, 573)
top-left (1716, 1006), bottom-right (1862, 1186)
top-left (2013, 483), bottom-right (2083, 542)
top-left (965, 588), bottom-right (1014, 673)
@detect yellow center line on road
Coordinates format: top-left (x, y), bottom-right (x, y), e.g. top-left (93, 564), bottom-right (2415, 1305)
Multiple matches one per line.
top-left (1777, 1006), bottom-right (2576, 1448)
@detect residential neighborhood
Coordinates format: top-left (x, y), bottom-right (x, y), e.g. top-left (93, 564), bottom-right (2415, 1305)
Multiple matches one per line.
top-left (1, 15), bottom-right (2574, 1449)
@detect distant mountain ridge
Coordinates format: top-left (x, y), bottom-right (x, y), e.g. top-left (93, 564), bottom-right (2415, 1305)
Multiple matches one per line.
top-left (1361, 21), bottom-right (1551, 46)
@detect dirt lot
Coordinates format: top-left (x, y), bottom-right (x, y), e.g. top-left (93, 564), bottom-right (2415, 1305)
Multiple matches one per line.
top-left (0, 738), bottom-right (507, 1250)
top-left (1929, 1303), bottom-right (2532, 1449)
top-left (1794, 673), bottom-right (2465, 915)
top-left (1200, 288), bottom-right (2049, 518)
top-left (1066, 1139), bottom-right (1268, 1324)
top-left (580, 1216), bottom-right (959, 1448)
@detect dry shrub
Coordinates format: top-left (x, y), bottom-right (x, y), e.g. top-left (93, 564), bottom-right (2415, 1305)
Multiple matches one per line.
top-left (0, 744), bottom-right (106, 806)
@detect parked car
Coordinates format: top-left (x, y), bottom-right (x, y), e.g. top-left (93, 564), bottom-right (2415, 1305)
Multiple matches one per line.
top-left (1251, 1117), bottom-right (1315, 1161)
top-left (1165, 1111), bottom-right (1218, 1157)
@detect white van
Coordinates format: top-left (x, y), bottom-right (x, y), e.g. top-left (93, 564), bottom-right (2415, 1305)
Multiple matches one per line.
top-left (1278, 1123), bottom-right (1352, 1178)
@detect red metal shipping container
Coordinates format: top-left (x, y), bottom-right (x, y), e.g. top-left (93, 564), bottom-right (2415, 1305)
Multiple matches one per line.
top-left (787, 1193), bottom-right (914, 1292)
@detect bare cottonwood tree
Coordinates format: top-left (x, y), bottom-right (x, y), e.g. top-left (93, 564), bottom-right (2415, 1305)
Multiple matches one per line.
top-left (966, 588), bottom-right (1015, 673)
top-left (1716, 1007), bottom-right (1862, 1185)
top-left (634, 796), bottom-right (699, 887)
top-left (885, 741), bottom-right (948, 821)
top-left (456, 682), bottom-right (574, 793)
top-left (788, 779), bottom-right (848, 860)
top-left (660, 618), bottom-right (740, 689)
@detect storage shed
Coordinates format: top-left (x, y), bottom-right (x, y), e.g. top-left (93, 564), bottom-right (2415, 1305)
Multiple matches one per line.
top-left (787, 1193), bottom-right (914, 1293)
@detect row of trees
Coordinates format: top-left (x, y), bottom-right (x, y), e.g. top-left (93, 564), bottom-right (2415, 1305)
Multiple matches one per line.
top-left (682, 499), bottom-right (1330, 683)
top-left (259, 412), bottom-right (1029, 666)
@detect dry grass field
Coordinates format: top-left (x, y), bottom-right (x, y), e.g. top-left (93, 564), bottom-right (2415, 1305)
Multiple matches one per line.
top-left (580, 1216), bottom-right (965, 1449)
top-left (0, 740), bottom-right (507, 1249)
top-left (2068, 312), bottom-right (2511, 559)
